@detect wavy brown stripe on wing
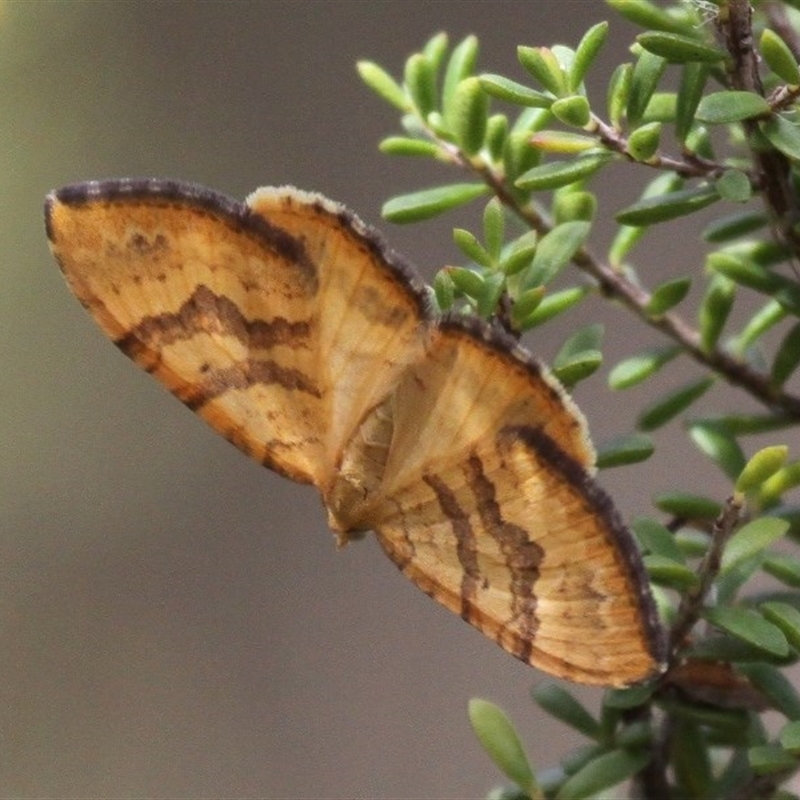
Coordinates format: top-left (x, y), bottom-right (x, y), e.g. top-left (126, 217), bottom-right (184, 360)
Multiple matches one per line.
top-left (115, 285), bottom-right (312, 354)
top-left (464, 454), bottom-right (542, 661)
top-left (422, 473), bottom-right (481, 621)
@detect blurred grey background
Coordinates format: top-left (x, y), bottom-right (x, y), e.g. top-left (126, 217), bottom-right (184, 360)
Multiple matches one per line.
top-left (1, 2), bottom-right (751, 798)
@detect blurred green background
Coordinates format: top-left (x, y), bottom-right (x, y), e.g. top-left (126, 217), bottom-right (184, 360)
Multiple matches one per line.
top-left (2, 2), bottom-right (727, 797)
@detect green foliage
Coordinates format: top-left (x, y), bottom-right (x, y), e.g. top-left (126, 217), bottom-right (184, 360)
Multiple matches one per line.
top-left (358, 4), bottom-right (800, 797)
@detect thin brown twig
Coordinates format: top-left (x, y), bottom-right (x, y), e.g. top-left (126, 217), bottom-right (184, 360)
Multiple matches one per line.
top-left (473, 160), bottom-right (800, 418)
top-left (717, 0), bottom-right (800, 258)
top-left (590, 115), bottom-right (730, 179)
top-left (433, 74), bottom-right (800, 419)
top-left (668, 494), bottom-right (744, 659)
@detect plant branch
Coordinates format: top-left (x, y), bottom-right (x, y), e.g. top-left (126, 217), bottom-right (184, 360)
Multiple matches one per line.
top-left (716, 0), bottom-right (800, 258)
top-left (464, 154), bottom-right (800, 418)
top-left (668, 494), bottom-right (744, 659)
top-left (433, 124), bottom-right (800, 419)
top-left (590, 115), bottom-right (730, 179)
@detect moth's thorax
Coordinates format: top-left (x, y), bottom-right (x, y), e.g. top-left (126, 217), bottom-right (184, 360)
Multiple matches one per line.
top-left (324, 395), bottom-right (395, 534)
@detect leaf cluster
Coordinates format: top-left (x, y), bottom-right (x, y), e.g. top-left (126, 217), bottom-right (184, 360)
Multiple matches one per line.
top-left (359, 1), bottom-right (800, 798)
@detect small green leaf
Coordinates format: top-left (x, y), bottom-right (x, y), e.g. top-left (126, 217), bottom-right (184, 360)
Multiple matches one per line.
top-left (479, 74), bottom-right (553, 107)
top-left (676, 62), bottom-right (708, 143)
top-left (552, 189), bottom-right (597, 224)
top-left (482, 198), bottom-right (504, 262)
top-left (422, 32), bottom-right (449, 73)
top-left (761, 29), bottom-right (800, 86)
top-left (485, 114), bottom-right (509, 162)
top-left (516, 286), bottom-right (588, 329)
top-left (707, 253), bottom-right (800, 315)
top-left (448, 76), bottom-right (489, 155)
top-left (607, 0), bottom-right (688, 34)
top-left (518, 46), bottom-right (567, 96)
top-left (686, 633), bottom-right (778, 664)
top-left (637, 31), bottom-right (726, 63)
top-left (382, 183), bottom-right (488, 223)
top-left (468, 699), bottom-right (538, 796)
top-left (608, 344), bottom-right (680, 389)
top-left (503, 130), bottom-right (542, 184)
top-left (739, 662), bottom-right (800, 719)
top-left (644, 554), bottom-right (699, 590)
top-left (772, 322), bottom-right (800, 386)
top-left (724, 238), bottom-right (792, 267)
top-left (760, 462), bottom-right (800, 506)
top-left (715, 169), bottom-right (752, 203)
top-left (511, 106), bottom-right (551, 136)
top-left (761, 114), bottom-right (800, 161)
top-left (615, 185), bottom-right (719, 226)
top-left (674, 529), bottom-right (710, 559)
top-left (476, 272), bottom-right (505, 318)
top-left (691, 411), bottom-right (795, 437)
top-left (501, 231), bottom-right (537, 276)
top-left (628, 49), bottom-right (667, 126)
top-left (616, 721), bottom-right (652, 749)
top-left (571, 22), bottom-right (609, 91)
top-left (636, 376), bottom-right (713, 431)
top-left (529, 131), bottom-right (599, 153)
top-left (357, 60), bottom-right (410, 111)
top-left (596, 432), bottom-right (654, 469)
top-left (453, 228), bottom-right (492, 267)
top-left (704, 607), bottom-right (790, 657)
top-left (519, 221), bottom-right (591, 290)
top-left (687, 422), bottom-right (746, 481)
top-left (532, 683), bottom-right (602, 740)
top-left (627, 121), bottom-right (661, 161)
top-left (780, 720), bottom-right (800, 753)
top-left (515, 154), bottom-right (611, 191)
top-left (555, 748), bottom-right (650, 800)
top-left (404, 52), bottom-right (437, 117)
top-left (448, 266), bottom-right (485, 297)
top-left (641, 92), bottom-right (675, 123)
top-left (632, 517), bottom-right (685, 562)
top-left (607, 62), bottom-right (632, 128)
top-left (721, 517), bottom-right (789, 574)
top-left (603, 683), bottom-right (656, 710)
top-left (654, 491), bottom-right (721, 520)
top-left (608, 174), bottom-right (681, 265)
top-left (763, 553), bottom-right (800, 588)
top-left (433, 270), bottom-right (455, 310)
top-left (736, 447), bottom-right (790, 494)
top-left (696, 91), bottom-right (771, 123)
top-left (553, 351), bottom-right (603, 387)
top-left (553, 324), bottom-right (604, 387)
top-left (378, 136), bottom-right (440, 158)
top-left (645, 276), bottom-right (691, 315)
top-left (732, 300), bottom-right (787, 353)
top-left (561, 743), bottom-right (606, 777)
top-left (697, 275), bottom-right (736, 353)
top-left (672, 719), bottom-right (713, 798)
top-left (551, 95), bottom-right (592, 127)
top-left (761, 602), bottom-right (800, 652)
top-left (443, 35), bottom-right (479, 118)
top-left (703, 210), bottom-right (770, 242)
top-left (557, 322), bottom-right (604, 355)
top-left (511, 286), bottom-right (545, 321)
top-left (749, 744), bottom-right (797, 774)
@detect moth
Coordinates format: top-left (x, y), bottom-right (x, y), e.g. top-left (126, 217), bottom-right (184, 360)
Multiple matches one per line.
top-left (45, 179), bottom-right (666, 686)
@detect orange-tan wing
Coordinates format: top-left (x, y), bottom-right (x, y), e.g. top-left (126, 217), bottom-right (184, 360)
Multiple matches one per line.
top-left (45, 179), bottom-right (428, 488)
top-left (364, 319), bottom-right (665, 685)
